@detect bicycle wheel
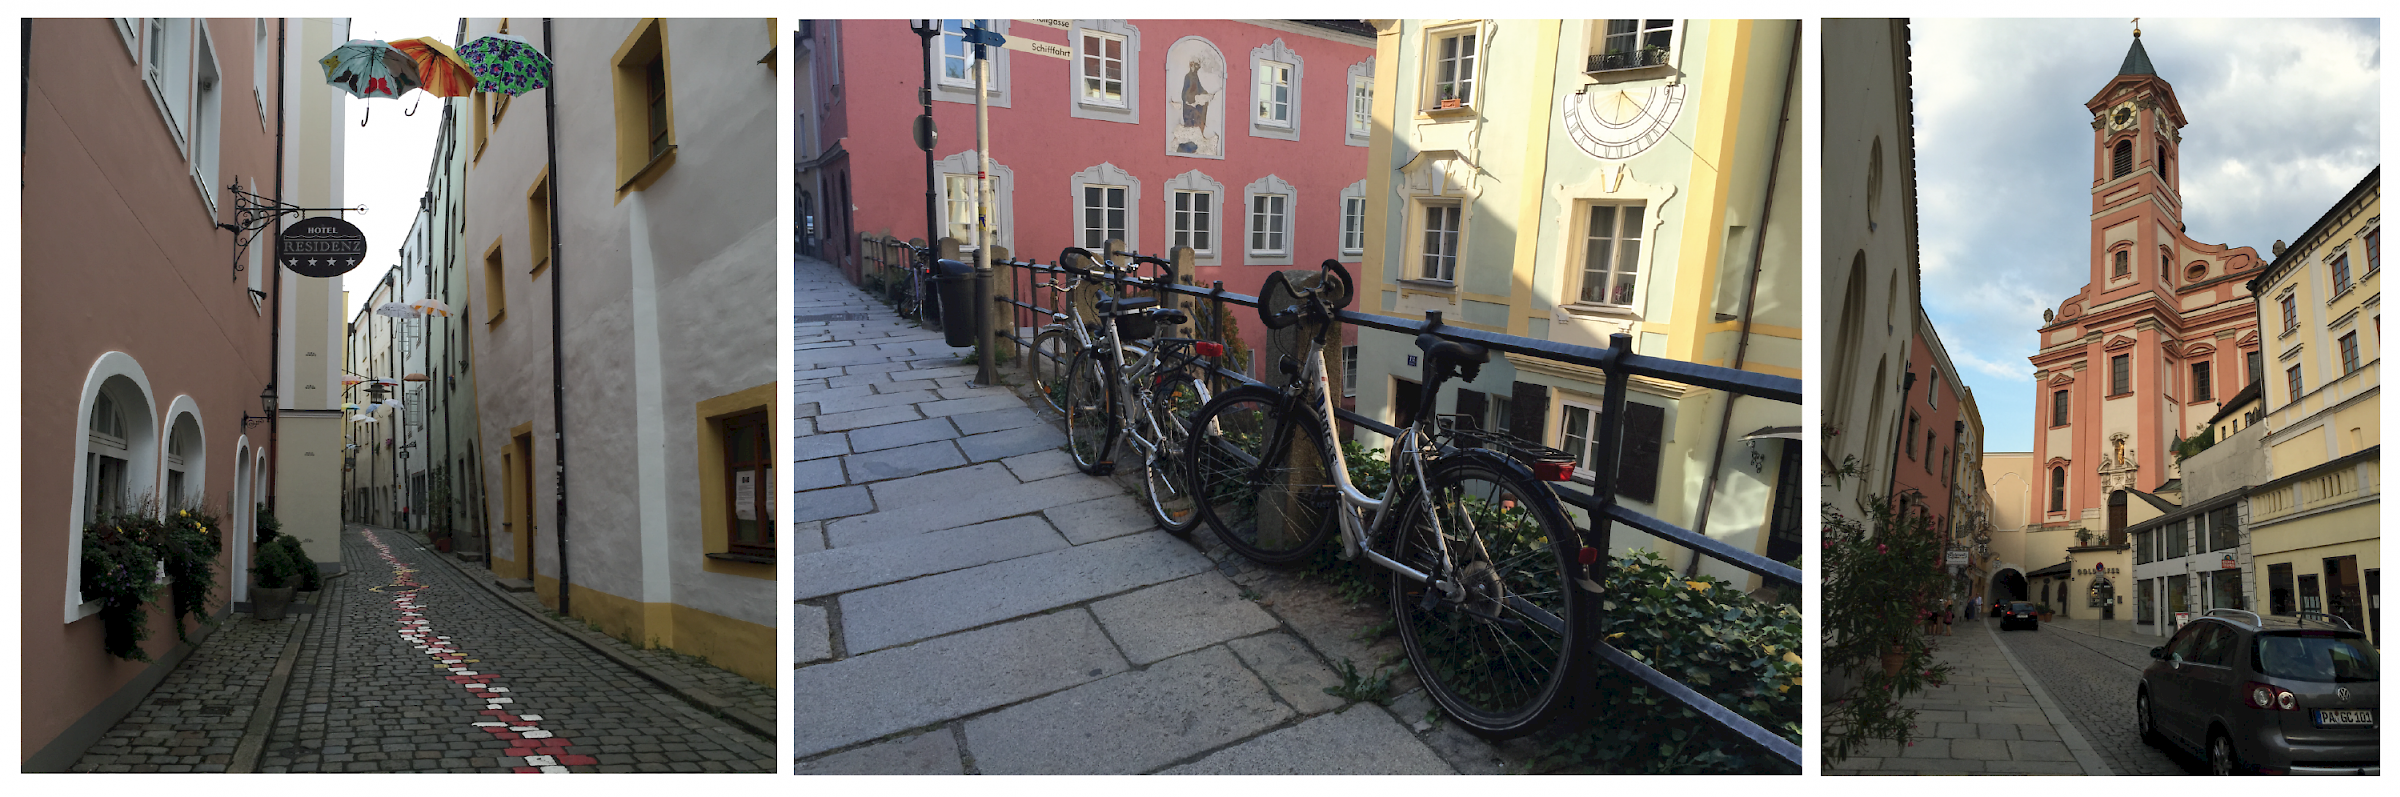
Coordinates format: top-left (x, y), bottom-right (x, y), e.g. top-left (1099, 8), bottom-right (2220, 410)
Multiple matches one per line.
top-left (1141, 372), bottom-right (1208, 535)
top-left (1387, 452), bottom-right (1593, 738)
top-left (1026, 327), bottom-right (1081, 415)
top-left (1184, 386), bottom-right (1337, 565)
top-left (894, 273), bottom-right (918, 319)
top-left (1061, 348), bottom-right (1118, 475)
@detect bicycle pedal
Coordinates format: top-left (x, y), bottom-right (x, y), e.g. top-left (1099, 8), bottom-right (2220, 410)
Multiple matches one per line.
top-left (1417, 584), bottom-right (1443, 612)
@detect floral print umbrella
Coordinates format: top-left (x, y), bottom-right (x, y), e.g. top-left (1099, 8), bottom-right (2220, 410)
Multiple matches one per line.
top-left (389, 37), bottom-right (477, 98)
top-left (457, 34), bottom-right (551, 96)
top-left (321, 39), bottom-right (422, 124)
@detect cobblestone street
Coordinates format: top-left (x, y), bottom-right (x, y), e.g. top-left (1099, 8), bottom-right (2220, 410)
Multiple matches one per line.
top-left (72, 612), bottom-right (302, 772)
top-left (231, 523), bottom-right (774, 773)
top-left (1828, 617), bottom-right (2106, 775)
top-left (792, 253), bottom-right (1531, 774)
top-left (1994, 620), bottom-right (2204, 775)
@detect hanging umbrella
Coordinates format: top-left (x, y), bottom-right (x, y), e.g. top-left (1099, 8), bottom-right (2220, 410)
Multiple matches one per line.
top-left (389, 37), bottom-right (478, 98)
top-left (374, 301), bottom-right (422, 319)
top-left (407, 297), bottom-right (453, 317)
top-left (320, 39), bottom-right (423, 124)
top-left (383, 398), bottom-right (405, 411)
top-left (404, 373), bottom-right (431, 382)
top-left (350, 414), bottom-right (377, 423)
top-left (375, 377), bottom-right (401, 386)
top-left (342, 374), bottom-right (368, 386)
top-left (457, 34), bottom-right (551, 95)
top-left (344, 403), bottom-right (361, 410)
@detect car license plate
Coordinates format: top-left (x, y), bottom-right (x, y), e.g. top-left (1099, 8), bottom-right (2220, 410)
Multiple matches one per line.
top-left (2316, 709), bottom-right (2374, 727)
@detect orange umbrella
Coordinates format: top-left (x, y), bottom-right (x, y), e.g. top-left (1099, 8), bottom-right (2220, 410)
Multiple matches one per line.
top-left (390, 37), bottom-right (477, 98)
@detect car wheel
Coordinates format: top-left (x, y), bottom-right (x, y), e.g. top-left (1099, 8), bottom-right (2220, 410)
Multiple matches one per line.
top-left (2209, 731), bottom-right (2242, 775)
top-left (2137, 690), bottom-right (2163, 748)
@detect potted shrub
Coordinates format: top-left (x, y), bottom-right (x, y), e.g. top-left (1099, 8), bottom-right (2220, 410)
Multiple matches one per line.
top-left (1436, 84), bottom-right (1462, 109)
top-left (251, 538), bottom-right (302, 620)
top-left (2036, 603), bottom-right (2055, 622)
top-left (1822, 457), bottom-right (1955, 762)
top-left (272, 535), bottom-right (321, 593)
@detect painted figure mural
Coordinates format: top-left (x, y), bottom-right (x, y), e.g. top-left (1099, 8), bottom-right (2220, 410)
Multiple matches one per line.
top-left (1166, 37), bottom-right (1225, 158)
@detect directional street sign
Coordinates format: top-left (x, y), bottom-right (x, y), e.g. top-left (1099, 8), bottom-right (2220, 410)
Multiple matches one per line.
top-left (1014, 19), bottom-right (1072, 30)
top-left (1002, 36), bottom-right (1072, 60)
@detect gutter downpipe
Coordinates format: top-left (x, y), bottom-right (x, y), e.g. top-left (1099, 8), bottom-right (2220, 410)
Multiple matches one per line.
top-left (542, 18), bottom-right (571, 616)
top-left (1687, 20), bottom-right (1799, 576)
top-left (268, 18), bottom-right (287, 512)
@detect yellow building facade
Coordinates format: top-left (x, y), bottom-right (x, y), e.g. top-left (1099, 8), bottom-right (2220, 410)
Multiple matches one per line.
top-left (2243, 168), bottom-right (2379, 645)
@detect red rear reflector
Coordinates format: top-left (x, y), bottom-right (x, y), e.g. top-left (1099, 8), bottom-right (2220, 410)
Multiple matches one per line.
top-left (1578, 547), bottom-right (1600, 565)
top-left (1533, 461), bottom-right (1575, 481)
top-left (1195, 341), bottom-right (1225, 356)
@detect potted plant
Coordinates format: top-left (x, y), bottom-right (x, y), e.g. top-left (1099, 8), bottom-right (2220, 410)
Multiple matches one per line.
top-left (1436, 84), bottom-right (1461, 109)
top-left (1822, 457), bottom-right (1955, 762)
top-left (272, 535), bottom-right (321, 593)
top-left (2036, 603), bottom-right (2055, 622)
top-left (251, 537), bottom-right (303, 620)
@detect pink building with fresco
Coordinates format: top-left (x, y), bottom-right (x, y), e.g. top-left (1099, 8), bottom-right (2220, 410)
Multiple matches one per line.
top-left (2029, 34), bottom-right (2265, 542)
top-left (798, 19), bottom-right (1375, 368)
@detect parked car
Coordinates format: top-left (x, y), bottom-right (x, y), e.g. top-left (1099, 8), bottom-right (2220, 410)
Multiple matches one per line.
top-left (2137, 609), bottom-right (2380, 775)
top-left (2000, 601), bottom-right (2040, 631)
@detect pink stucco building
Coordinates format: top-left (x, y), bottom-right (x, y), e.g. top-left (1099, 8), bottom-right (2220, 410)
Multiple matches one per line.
top-left (798, 19), bottom-right (1375, 371)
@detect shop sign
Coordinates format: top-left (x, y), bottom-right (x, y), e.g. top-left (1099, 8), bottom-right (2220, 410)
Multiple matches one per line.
top-left (2221, 554), bottom-right (2238, 570)
top-left (277, 216), bottom-right (368, 278)
top-left (1946, 546), bottom-right (1970, 566)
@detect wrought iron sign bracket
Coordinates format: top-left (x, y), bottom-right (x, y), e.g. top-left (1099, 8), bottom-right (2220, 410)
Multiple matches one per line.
top-left (220, 180), bottom-right (366, 278)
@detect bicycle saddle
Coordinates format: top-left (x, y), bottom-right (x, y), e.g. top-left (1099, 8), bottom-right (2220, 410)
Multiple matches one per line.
top-left (1414, 333), bottom-right (1489, 367)
top-left (1095, 295), bottom-right (1158, 316)
top-left (1148, 307), bottom-right (1190, 325)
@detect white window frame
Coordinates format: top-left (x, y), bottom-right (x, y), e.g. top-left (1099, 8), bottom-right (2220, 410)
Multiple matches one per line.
top-left (1163, 169), bottom-right (1224, 265)
top-left (1572, 201), bottom-right (1647, 308)
top-left (941, 173), bottom-right (981, 246)
top-left (1348, 74), bottom-right (1373, 137)
top-left (1342, 345), bottom-right (1359, 397)
top-left (1240, 174), bottom-right (1296, 266)
top-left (114, 18), bottom-right (140, 62)
top-left (1589, 19), bottom-right (1680, 73)
top-left (932, 149), bottom-right (1014, 252)
top-left (930, 19), bottom-right (1011, 108)
top-left (143, 17), bottom-right (194, 155)
top-left (938, 19), bottom-right (977, 88)
top-left (1559, 400), bottom-right (1603, 479)
top-left (253, 19), bottom-right (272, 127)
top-left (1422, 23), bottom-right (1481, 111)
top-left (1255, 61), bottom-right (1293, 127)
top-left (1081, 184), bottom-right (1129, 251)
top-left (1070, 162), bottom-right (1140, 253)
top-left (1248, 194), bottom-right (1287, 257)
top-left (1068, 21), bottom-right (1141, 124)
top-left (1171, 189), bottom-right (1215, 257)
top-left (1416, 200), bottom-right (1462, 282)
top-left (190, 22), bottom-right (224, 215)
top-left (1078, 29), bottom-right (1128, 108)
top-left (1339, 195), bottom-right (1367, 256)
top-left (1246, 38), bottom-right (1303, 142)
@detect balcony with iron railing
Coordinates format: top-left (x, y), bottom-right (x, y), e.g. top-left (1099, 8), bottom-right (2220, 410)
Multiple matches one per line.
top-left (1586, 46), bottom-right (1670, 74)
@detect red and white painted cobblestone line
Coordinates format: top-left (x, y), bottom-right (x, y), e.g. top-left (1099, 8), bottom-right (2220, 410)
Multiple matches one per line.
top-left (361, 529), bottom-right (595, 773)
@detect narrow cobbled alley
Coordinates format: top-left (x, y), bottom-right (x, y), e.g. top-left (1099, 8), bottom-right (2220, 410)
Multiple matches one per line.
top-left (76, 524), bottom-right (774, 773)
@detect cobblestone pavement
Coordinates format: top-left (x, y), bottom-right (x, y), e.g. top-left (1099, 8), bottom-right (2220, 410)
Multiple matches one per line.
top-left (1994, 619), bottom-right (2205, 775)
top-left (259, 523), bottom-right (772, 773)
top-left (792, 253), bottom-right (1525, 774)
top-left (1828, 618), bottom-right (2095, 775)
top-left (72, 608), bottom-right (305, 772)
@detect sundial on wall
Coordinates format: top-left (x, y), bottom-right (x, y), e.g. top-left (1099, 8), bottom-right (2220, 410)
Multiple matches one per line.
top-left (1564, 84), bottom-right (1687, 161)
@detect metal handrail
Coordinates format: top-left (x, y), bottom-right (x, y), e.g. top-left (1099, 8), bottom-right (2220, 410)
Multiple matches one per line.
top-left (992, 254), bottom-right (1803, 768)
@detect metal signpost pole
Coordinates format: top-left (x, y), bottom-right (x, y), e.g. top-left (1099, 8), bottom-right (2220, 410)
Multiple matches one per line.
top-left (969, 21), bottom-right (998, 387)
top-left (910, 21), bottom-right (940, 256)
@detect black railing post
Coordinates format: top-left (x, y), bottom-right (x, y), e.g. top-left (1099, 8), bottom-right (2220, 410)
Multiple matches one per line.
top-left (1586, 332), bottom-right (1635, 587)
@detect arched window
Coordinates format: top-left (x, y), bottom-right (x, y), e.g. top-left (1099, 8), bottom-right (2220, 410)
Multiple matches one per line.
top-left (2112, 249), bottom-right (2129, 277)
top-left (2161, 253), bottom-right (2172, 283)
top-left (86, 391), bottom-right (132, 522)
top-left (2156, 144), bottom-right (2168, 182)
top-left (1866, 137), bottom-right (1883, 229)
top-left (2049, 466), bottom-right (2066, 512)
top-left (162, 405), bottom-right (205, 513)
top-left (2111, 140), bottom-right (2133, 178)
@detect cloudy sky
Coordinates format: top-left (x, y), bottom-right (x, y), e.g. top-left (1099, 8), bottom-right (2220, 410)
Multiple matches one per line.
top-left (1908, 18), bottom-right (2380, 451)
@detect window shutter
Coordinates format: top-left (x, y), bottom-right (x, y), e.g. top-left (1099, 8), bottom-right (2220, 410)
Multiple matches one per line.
top-left (1508, 381), bottom-right (1547, 446)
top-left (1454, 389), bottom-right (1487, 430)
top-left (1615, 401), bottom-right (1663, 503)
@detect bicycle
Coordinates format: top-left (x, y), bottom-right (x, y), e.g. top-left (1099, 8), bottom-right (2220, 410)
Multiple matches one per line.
top-left (1053, 246), bottom-right (1224, 533)
top-left (890, 240), bottom-right (942, 329)
top-left (1023, 247), bottom-right (1177, 414)
top-left (1181, 258), bottom-right (1595, 738)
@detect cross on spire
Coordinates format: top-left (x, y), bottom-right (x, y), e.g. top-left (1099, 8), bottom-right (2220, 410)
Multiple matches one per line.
top-left (2132, 18), bottom-right (2141, 37)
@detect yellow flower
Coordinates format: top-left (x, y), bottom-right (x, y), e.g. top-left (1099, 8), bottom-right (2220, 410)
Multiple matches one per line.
top-left (1607, 632), bottom-right (1625, 640)
top-left (1685, 580), bottom-right (1708, 591)
top-left (1782, 651), bottom-right (1803, 666)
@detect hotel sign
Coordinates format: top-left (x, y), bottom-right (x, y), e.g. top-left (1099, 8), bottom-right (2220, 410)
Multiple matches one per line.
top-left (277, 216), bottom-right (368, 278)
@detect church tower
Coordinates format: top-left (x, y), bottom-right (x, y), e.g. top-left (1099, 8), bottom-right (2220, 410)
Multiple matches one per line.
top-left (2028, 29), bottom-right (2265, 547)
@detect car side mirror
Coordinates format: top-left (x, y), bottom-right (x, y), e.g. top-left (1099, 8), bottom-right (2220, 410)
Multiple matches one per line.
top-left (2149, 647), bottom-right (2165, 660)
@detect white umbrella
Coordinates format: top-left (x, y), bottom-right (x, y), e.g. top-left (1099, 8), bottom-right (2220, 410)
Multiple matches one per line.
top-left (350, 414), bottom-right (377, 423)
top-left (407, 298), bottom-right (453, 317)
top-left (375, 301), bottom-right (422, 319)
top-left (382, 398), bottom-right (404, 411)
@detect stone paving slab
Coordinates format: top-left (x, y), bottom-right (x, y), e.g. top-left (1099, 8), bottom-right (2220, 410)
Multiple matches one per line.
top-left (1043, 494), bottom-right (1159, 545)
top-left (959, 646), bottom-right (1292, 775)
top-left (829, 464), bottom-right (1121, 548)
top-left (841, 440), bottom-right (965, 483)
top-left (794, 515), bottom-right (1068, 601)
top-left (795, 730), bottom-right (963, 775)
top-left (838, 532), bottom-right (1214, 653)
top-left (1090, 572), bottom-right (1281, 665)
top-left (789, 610), bottom-right (1128, 759)
top-left (792, 485), bottom-right (874, 523)
top-left (813, 405), bottom-right (923, 434)
top-left (1160, 705), bottom-right (1458, 775)
top-left (1828, 618), bottom-right (2091, 775)
top-left (846, 417), bottom-right (960, 454)
top-left (1000, 449), bottom-right (1078, 482)
top-left (1225, 633), bottom-right (1349, 716)
top-left (950, 406), bottom-right (1044, 436)
top-left (957, 424), bottom-right (1069, 463)
top-left (794, 604), bottom-right (831, 665)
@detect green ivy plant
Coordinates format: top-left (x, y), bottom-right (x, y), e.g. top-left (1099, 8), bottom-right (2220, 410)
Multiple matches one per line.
top-left (1820, 456), bottom-right (1954, 763)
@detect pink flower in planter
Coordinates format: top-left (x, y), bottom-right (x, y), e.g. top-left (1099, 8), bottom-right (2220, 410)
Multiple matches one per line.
top-left (1877, 544), bottom-right (1888, 554)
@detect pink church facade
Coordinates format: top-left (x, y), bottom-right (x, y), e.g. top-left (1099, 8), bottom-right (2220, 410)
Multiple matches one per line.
top-left (800, 19), bottom-right (1375, 367)
top-left (2028, 35), bottom-right (2265, 537)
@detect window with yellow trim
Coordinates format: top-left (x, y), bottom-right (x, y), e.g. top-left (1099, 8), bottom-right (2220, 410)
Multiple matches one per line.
top-left (483, 238), bottom-right (506, 323)
top-left (527, 171), bottom-right (552, 276)
top-left (611, 19), bottom-right (676, 191)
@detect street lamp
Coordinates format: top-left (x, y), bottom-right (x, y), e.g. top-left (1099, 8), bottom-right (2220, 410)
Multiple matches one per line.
top-left (906, 20), bottom-right (942, 252)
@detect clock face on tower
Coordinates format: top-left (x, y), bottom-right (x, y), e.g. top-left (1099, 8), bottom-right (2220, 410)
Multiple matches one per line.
top-left (2109, 102), bottom-right (2137, 131)
top-left (1564, 84), bottom-right (1688, 161)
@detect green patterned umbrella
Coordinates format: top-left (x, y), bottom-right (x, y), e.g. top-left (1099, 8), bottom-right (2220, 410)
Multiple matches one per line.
top-left (457, 33), bottom-right (551, 96)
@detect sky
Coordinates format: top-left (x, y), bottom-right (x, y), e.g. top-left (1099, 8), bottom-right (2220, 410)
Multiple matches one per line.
top-left (337, 15), bottom-right (462, 323)
top-left (1908, 18), bottom-right (2381, 452)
